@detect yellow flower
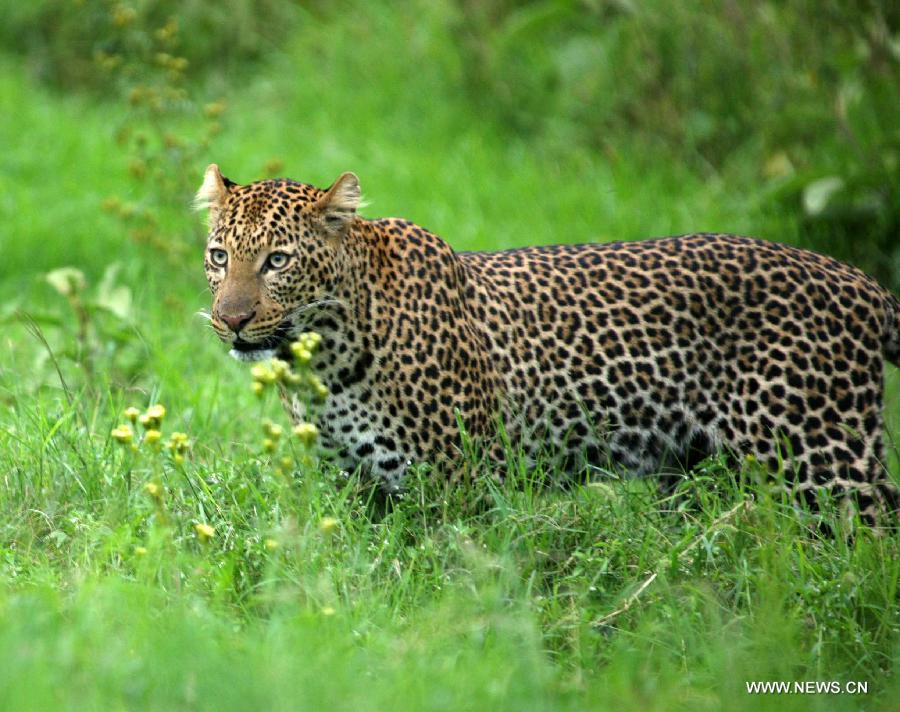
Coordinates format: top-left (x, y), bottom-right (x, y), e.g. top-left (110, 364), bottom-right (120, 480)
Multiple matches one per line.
top-left (134, 546), bottom-right (147, 556)
top-left (167, 432), bottom-right (190, 459)
top-left (139, 404), bottom-right (166, 430)
top-left (124, 406), bottom-right (140, 423)
top-left (262, 438), bottom-right (276, 453)
top-left (262, 420), bottom-right (283, 439)
top-left (143, 429), bottom-right (162, 447)
top-left (290, 342), bottom-right (312, 364)
top-left (298, 332), bottom-right (322, 351)
top-left (292, 423), bottom-right (318, 447)
top-left (306, 375), bottom-right (329, 400)
top-left (321, 606), bottom-right (336, 617)
top-left (271, 359), bottom-right (290, 381)
top-left (194, 523), bottom-right (215, 542)
top-left (251, 364), bottom-right (276, 384)
top-left (143, 482), bottom-right (162, 499)
top-left (264, 538), bottom-right (279, 551)
top-left (280, 456), bottom-right (293, 470)
top-left (252, 381), bottom-right (265, 397)
top-left (146, 404), bottom-right (166, 421)
top-left (318, 517), bottom-right (338, 535)
top-left (111, 424), bottom-right (134, 445)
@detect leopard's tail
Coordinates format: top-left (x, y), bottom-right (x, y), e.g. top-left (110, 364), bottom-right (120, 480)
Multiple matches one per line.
top-left (886, 291), bottom-right (900, 368)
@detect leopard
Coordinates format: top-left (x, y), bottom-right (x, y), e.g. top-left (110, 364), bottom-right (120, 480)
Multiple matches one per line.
top-left (197, 164), bottom-right (900, 526)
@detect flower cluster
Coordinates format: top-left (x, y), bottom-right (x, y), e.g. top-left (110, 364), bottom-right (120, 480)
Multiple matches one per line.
top-left (250, 334), bottom-right (328, 401)
top-left (249, 334), bottom-right (327, 476)
top-left (111, 403), bottom-right (190, 462)
top-left (258, 417), bottom-right (319, 477)
top-left (95, 4), bottom-right (229, 256)
top-left (168, 431), bottom-right (190, 465)
top-left (250, 359), bottom-right (296, 394)
top-left (290, 331), bottom-right (322, 364)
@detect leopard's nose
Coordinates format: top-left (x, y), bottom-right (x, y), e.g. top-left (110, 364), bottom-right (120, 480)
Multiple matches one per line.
top-left (219, 310), bottom-right (255, 333)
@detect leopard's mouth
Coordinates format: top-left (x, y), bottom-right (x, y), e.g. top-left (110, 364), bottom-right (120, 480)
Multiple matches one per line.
top-left (228, 321), bottom-right (294, 363)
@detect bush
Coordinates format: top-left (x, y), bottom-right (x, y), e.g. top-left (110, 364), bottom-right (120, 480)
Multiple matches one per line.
top-left (4, 0), bottom-right (897, 288)
top-left (451, 0), bottom-right (900, 287)
top-left (0, 0), bottom-right (299, 92)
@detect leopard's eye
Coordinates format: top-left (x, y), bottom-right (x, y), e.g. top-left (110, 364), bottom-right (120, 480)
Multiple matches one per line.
top-left (209, 248), bottom-right (228, 268)
top-left (266, 252), bottom-right (291, 270)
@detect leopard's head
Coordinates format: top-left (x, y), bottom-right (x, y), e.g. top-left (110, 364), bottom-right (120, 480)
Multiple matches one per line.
top-left (196, 164), bottom-right (361, 362)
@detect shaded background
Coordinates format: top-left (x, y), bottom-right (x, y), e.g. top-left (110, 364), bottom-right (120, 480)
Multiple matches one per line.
top-left (2, 1), bottom-right (898, 278)
top-left (2, 0), bottom-right (898, 395)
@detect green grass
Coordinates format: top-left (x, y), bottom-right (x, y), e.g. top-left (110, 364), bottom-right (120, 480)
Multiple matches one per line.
top-left (1, 4), bottom-right (899, 709)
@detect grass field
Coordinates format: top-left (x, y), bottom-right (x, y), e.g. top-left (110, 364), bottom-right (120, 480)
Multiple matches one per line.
top-left (1, 3), bottom-right (898, 709)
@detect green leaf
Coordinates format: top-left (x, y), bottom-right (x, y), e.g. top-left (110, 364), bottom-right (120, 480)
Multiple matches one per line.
top-left (802, 176), bottom-right (844, 216)
top-left (95, 263), bottom-right (132, 321)
top-left (45, 267), bottom-right (86, 297)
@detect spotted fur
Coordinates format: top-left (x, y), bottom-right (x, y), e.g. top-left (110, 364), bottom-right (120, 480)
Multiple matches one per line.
top-left (199, 166), bottom-right (900, 525)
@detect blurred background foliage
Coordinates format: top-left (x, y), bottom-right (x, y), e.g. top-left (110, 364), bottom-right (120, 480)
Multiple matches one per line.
top-left (2, 0), bottom-right (897, 289)
top-left (0, 0), bottom-right (297, 89)
top-left (456, 0), bottom-right (900, 288)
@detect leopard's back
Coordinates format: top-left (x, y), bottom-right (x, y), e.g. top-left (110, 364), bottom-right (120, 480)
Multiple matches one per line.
top-left (459, 234), bottom-right (899, 522)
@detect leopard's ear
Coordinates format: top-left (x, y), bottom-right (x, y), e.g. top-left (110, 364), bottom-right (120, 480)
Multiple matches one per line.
top-left (317, 172), bottom-right (361, 236)
top-left (194, 164), bottom-right (231, 226)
